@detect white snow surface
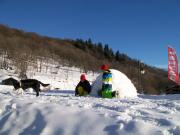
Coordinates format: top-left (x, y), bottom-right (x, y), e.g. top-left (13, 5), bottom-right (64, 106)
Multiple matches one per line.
top-left (91, 69), bottom-right (138, 98)
top-left (0, 69), bottom-right (180, 135)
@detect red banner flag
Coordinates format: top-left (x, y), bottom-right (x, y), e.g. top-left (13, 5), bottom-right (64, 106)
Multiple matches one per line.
top-left (168, 46), bottom-right (179, 85)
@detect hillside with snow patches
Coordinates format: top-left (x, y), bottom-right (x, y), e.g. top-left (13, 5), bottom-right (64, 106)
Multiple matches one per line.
top-left (0, 68), bottom-right (180, 135)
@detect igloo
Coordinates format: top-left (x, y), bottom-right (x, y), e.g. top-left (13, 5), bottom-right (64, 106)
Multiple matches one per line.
top-left (90, 69), bottom-right (138, 98)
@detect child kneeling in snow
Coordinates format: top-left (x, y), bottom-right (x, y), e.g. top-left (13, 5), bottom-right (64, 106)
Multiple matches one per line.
top-left (75, 74), bottom-right (91, 96)
top-left (98, 64), bottom-right (116, 98)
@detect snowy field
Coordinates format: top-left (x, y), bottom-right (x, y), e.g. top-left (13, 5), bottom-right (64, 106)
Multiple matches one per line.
top-left (0, 69), bottom-right (180, 135)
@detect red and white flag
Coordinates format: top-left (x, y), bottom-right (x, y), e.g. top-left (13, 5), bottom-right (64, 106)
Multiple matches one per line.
top-left (168, 46), bottom-right (179, 85)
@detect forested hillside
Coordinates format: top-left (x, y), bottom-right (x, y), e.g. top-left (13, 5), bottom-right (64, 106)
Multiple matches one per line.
top-left (0, 24), bottom-right (173, 94)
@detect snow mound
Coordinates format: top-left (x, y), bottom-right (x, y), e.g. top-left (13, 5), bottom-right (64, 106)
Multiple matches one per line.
top-left (90, 69), bottom-right (138, 98)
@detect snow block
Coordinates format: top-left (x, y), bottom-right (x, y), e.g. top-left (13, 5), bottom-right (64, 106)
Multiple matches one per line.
top-left (90, 69), bottom-right (137, 98)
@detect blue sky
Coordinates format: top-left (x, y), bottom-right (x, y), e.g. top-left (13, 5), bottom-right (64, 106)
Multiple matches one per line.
top-left (0, 0), bottom-right (180, 69)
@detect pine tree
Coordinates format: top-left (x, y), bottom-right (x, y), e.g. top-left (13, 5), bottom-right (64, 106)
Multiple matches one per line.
top-left (104, 44), bottom-right (110, 57)
top-left (97, 42), bottom-right (103, 53)
top-left (86, 38), bottom-right (93, 49)
top-left (115, 51), bottom-right (120, 61)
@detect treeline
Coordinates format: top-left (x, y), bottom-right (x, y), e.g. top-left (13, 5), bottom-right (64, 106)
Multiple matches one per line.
top-left (0, 24), bottom-right (174, 94)
top-left (73, 38), bottom-right (130, 62)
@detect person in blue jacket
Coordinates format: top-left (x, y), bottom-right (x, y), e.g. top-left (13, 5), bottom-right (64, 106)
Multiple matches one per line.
top-left (99, 64), bottom-right (116, 98)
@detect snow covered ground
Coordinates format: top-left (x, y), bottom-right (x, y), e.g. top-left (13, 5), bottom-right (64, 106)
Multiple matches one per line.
top-left (0, 69), bottom-right (180, 135)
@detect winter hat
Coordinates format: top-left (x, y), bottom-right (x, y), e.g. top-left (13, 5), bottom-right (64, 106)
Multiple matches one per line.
top-left (80, 74), bottom-right (86, 81)
top-left (101, 64), bottom-right (109, 71)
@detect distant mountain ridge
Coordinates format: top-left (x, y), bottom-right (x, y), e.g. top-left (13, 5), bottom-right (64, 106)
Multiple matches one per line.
top-left (0, 24), bottom-right (173, 94)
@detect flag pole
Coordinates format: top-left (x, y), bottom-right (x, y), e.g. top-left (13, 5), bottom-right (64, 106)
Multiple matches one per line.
top-left (168, 46), bottom-right (180, 85)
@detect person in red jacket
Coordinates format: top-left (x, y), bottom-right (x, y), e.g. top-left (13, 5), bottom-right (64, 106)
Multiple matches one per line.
top-left (75, 74), bottom-right (91, 96)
